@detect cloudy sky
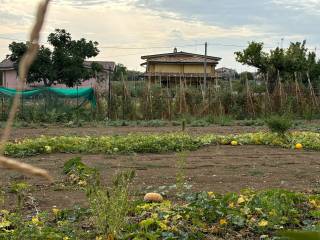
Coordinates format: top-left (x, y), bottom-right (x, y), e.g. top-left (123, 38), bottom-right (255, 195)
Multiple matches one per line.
top-left (0, 0), bottom-right (319, 71)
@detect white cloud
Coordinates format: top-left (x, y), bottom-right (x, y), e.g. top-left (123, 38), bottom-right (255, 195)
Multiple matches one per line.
top-left (272, 0), bottom-right (320, 14)
top-left (0, 0), bottom-right (319, 71)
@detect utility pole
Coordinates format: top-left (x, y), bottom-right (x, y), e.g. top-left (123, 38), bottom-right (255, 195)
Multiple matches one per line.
top-left (108, 68), bottom-right (112, 120)
top-left (204, 42), bottom-right (208, 95)
top-left (281, 38), bottom-right (284, 49)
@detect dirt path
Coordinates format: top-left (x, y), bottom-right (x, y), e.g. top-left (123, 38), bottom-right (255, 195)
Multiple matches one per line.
top-left (2, 125), bottom-right (263, 140)
top-left (1, 145), bottom-right (319, 211)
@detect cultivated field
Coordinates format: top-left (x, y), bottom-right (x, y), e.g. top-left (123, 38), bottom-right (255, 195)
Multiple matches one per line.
top-left (1, 123), bottom-right (319, 209)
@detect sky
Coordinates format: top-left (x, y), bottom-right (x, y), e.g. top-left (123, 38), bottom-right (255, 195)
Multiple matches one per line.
top-left (0, 0), bottom-right (319, 72)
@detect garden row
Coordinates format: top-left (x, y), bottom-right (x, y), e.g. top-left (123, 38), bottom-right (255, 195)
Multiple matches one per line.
top-left (1, 157), bottom-right (320, 239)
top-left (4, 131), bottom-right (320, 157)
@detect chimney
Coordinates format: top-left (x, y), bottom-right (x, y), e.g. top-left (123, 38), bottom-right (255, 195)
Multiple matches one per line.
top-left (173, 47), bottom-right (177, 53)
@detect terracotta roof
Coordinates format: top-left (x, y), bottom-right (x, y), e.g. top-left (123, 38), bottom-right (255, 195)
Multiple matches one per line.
top-left (141, 51), bottom-right (221, 63)
top-left (0, 59), bottom-right (14, 70)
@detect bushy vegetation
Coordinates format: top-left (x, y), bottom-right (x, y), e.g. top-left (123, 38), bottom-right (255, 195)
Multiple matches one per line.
top-left (2, 79), bottom-right (320, 124)
top-left (4, 131), bottom-right (320, 157)
top-left (265, 115), bottom-right (293, 135)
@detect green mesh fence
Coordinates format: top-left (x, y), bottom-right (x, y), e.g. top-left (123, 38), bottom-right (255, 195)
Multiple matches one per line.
top-left (0, 87), bottom-right (96, 106)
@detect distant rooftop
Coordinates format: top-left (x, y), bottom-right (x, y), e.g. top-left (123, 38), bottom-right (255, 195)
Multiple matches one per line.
top-left (0, 59), bottom-right (14, 70)
top-left (84, 61), bottom-right (115, 71)
top-left (141, 49), bottom-right (221, 66)
top-left (0, 58), bottom-right (115, 71)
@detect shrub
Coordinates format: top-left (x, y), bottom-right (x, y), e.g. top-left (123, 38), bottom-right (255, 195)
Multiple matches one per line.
top-left (265, 115), bottom-right (293, 135)
top-left (86, 169), bottom-right (135, 238)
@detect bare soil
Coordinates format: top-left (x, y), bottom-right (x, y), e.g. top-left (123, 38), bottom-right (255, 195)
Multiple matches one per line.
top-left (1, 141), bottom-right (319, 211)
top-left (0, 124), bottom-right (319, 212)
top-left (2, 125), bottom-right (263, 140)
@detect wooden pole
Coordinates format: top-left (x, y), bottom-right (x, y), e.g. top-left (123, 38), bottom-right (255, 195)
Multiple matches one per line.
top-left (277, 70), bottom-right (283, 108)
top-left (108, 69), bottom-right (112, 120)
top-left (203, 42), bottom-right (208, 96)
top-left (179, 75), bottom-right (182, 113)
top-left (307, 71), bottom-right (318, 107)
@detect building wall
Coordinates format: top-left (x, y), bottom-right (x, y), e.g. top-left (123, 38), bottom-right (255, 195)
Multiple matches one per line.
top-left (150, 63), bottom-right (215, 74)
top-left (1, 69), bottom-right (104, 89)
top-left (2, 70), bottom-right (19, 88)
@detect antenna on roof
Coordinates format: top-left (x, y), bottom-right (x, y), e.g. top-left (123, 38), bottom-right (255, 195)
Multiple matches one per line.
top-left (173, 47), bottom-right (177, 53)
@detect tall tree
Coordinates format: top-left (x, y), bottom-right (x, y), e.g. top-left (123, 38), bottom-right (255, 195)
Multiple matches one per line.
top-left (8, 29), bottom-right (100, 87)
top-left (235, 42), bottom-right (269, 73)
top-left (269, 47), bottom-right (286, 75)
top-left (235, 40), bottom-right (320, 92)
top-left (285, 41), bottom-right (308, 77)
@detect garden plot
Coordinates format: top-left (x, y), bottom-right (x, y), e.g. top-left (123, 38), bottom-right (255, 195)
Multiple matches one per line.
top-left (1, 144), bottom-right (319, 211)
top-left (1, 126), bottom-right (320, 239)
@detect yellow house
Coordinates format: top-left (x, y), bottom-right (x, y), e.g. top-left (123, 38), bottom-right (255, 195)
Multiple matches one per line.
top-left (141, 48), bottom-right (221, 85)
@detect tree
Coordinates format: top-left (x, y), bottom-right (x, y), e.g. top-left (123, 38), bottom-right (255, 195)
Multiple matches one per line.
top-left (285, 41), bottom-right (308, 75)
top-left (112, 64), bottom-right (128, 81)
top-left (239, 71), bottom-right (254, 85)
top-left (235, 42), bottom-right (269, 73)
top-left (8, 29), bottom-right (100, 87)
top-left (9, 42), bottom-right (53, 86)
top-left (269, 47), bottom-right (286, 74)
top-left (306, 52), bottom-right (320, 87)
top-left (235, 40), bottom-right (320, 92)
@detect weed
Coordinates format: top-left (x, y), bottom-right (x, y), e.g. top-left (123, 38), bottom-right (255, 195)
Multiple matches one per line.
top-left (265, 115), bottom-right (293, 135)
top-left (86, 170), bottom-right (135, 238)
top-left (175, 152), bottom-right (188, 196)
top-left (9, 182), bottom-right (31, 214)
top-left (181, 119), bottom-right (186, 131)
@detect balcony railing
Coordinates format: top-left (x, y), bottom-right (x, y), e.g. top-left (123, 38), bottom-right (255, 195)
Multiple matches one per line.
top-left (143, 72), bottom-right (216, 78)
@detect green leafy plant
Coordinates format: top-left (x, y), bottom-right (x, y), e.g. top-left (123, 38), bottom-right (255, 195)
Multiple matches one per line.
top-left (86, 168), bottom-right (135, 238)
top-left (9, 182), bottom-right (31, 214)
top-left (5, 131), bottom-right (320, 158)
top-left (265, 115), bottom-right (293, 135)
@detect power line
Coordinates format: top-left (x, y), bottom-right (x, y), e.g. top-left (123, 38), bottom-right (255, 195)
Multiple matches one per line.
top-left (0, 36), bottom-right (275, 50)
top-left (207, 42), bottom-right (275, 49)
top-left (0, 34), bottom-right (319, 54)
top-left (0, 36), bottom-right (25, 42)
top-left (98, 43), bottom-right (202, 49)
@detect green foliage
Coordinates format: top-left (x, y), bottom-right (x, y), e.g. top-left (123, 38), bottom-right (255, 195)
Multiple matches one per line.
top-left (9, 182), bottom-right (31, 213)
top-left (235, 40), bottom-right (320, 89)
top-left (266, 115), bottom-right (293, 134)
top-left (1, 164), bottom-right (320, 240)
top-left (235, 41), bottom-right (269, 73)
top-left (63, 157), bottom-right (136, 237)
top-left (113, 64), bottom-right (128, 81)
top-left (63, 156), bottom-right (97, 184)
top-left (4, 133), bottom-right (203, 157)
top-left (239, 71), bottom-right (254, 82)
top-left (9, 29), bottom-right (100, 87)
top-left (86, 169), bottom-right (135, 238)
top-left (4, 131), bottom-right (320, 158)
top-left (241, 118), bottom-right (265, 126)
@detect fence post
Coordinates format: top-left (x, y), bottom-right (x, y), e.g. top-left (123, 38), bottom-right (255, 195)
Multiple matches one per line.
top-left (21, 90), bottom-right (24, 120)
top-left (76, 85), bottom-right (79, 123)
